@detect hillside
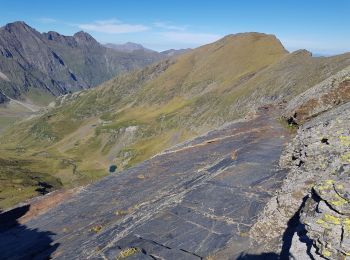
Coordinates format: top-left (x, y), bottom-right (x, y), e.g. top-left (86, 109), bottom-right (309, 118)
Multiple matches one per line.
top-left (1, 32), bottom-right (350, 209)
top-left (0, 21), bottom-right (163, 106)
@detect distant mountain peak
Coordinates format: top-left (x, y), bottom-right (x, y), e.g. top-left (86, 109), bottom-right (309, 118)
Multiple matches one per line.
top-left (292, 49), bottom-right (312, 56)
top-left (219, 32), bottom-right (281, 43)
top-left (2, 21), bottom-right (35, 33)
top-left (5, 21), bottom-right (29, 28)
top-left (73, 31), bottom-right (98, 44)
top-left (125, 42), bottom-right (144, 48)
top-left (160, 48), bottom-right (191, 57)
top-left (104, 42), bottom-right (154, 53)
top-left (213, 32), bottom-right (288, 55)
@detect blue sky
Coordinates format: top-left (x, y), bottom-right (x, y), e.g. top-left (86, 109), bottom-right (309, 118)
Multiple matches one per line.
top-left (0, 0), bottom-right (349, 54)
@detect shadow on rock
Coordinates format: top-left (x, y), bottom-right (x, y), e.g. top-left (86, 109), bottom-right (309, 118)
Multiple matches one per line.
top-left (237, 252), bottom-right (280, 259)
top-left (237, 196), bottom-right (313, 260)
top-left (280, 195), bottom-right (315, 260)
top-left (0, 204), bottom-right (59, 259)
top-left (36, 181), bottom-right (54, 195)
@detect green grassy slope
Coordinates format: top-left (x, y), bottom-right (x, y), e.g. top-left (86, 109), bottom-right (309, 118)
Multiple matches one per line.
top-left (1, 33), bottom-right (350, 209)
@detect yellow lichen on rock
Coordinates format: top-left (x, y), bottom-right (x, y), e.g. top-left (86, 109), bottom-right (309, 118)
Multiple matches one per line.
top-left (336, 184), bottom-right (344, 190)
top-left (90, 225), bottom-right (102, 233)
top-left (343, 218), bottom-right (350, 232)
top-left (324, 214), bottom-right (341, 225)
top-left (342, 152), bottom-right (350, 163)
top-left (316, 218), bottom-right (330, 229)
top-left (330, 193), bottom-right (348, 206)
top-left (315, 180), bottom-right (334, 192)
top-left (117, 247), bottom-right (140, 259)
top-left (322, 248), bottom-right (332, 257)
top-left (316, 219), bottom-right (325, 224)
top-left (339, 135), bottom-right (350, 146)
top-left (325, 180), bottom-right (334, 185)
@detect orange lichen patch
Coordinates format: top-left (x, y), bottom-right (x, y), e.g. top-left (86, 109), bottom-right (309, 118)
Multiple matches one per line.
top-left (18, 187), bottom-right (82, 224)
top-left (320, 80), bottom-right (350, 106)
top-left (293, 98), bottom-right (320, 123)
top-left (293, 80), bottom-right (350, 124)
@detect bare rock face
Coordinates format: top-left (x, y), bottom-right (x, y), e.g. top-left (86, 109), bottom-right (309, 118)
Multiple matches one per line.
top-left (298, 103), bottom-right (350, 259)
top-left (250, 67), bottom-right (350, 259)
top-left (285, 66), bottom-right (350, 125)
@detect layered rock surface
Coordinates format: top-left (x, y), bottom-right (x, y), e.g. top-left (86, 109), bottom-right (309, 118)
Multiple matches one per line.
top-left (0, 108), bottom-right (290, 259)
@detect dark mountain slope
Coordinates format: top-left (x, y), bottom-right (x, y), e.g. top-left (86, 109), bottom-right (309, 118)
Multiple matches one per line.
top-left (0, 21), bottom-right (164, 105)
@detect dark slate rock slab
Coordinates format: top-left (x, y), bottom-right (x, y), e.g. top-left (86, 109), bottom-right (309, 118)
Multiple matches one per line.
top-left (0, 110), bottom-right (290, 259)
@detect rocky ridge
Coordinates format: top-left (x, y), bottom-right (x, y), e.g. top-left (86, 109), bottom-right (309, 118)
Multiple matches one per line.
top-left (249, 66), bottom-right (350, 259)
top-left (0, 21), bottom-right (164, 105)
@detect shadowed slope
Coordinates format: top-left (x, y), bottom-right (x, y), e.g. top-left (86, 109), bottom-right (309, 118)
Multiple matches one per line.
top-left (0, 205), bottom-right (59, 259)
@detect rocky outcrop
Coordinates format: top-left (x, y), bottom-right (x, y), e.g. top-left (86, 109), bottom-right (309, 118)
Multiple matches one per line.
top-left (299, 103), bottom-right (350, 259)
top-left (285, 65), bottom-right (350, 124)
top-left (250, 67), bottom-right (350, 259)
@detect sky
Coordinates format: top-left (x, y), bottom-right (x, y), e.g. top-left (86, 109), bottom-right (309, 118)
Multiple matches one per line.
top-left (0, 0), bottom-right (349, 55)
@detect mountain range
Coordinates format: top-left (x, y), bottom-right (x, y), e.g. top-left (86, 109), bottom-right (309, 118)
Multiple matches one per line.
top-left (104, 42), bottom-right (156, 53)
top-left (0, 21), bottom-right (165, 107)
top-left (1, 30), bottom-right (350, 209)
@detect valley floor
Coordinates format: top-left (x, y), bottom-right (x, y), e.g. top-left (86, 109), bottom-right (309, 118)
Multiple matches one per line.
top-left (0, 97), bottom-right (41, 133)
top-left (0, 107), bottom-right (291, 259)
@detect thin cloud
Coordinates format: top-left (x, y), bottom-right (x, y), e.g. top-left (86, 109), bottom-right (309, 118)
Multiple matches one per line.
top-left (78, 19), bottom-right (149, 34)
top-left (159, 31), bottom-right (222, 45)
top-left (153, 22), bottom-right (187, 31)
top-left (37, 17), bottom-right (58, 24)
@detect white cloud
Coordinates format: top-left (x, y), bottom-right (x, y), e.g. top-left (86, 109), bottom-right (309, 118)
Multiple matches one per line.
top-left (153, 22), bottom-right (187, 31)
top-left (159, 31), bottom-right (222, 45)
top-left (78, 19), bottom-right (149, 34)
top-left (37, 18), bottom-right (58, 24)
